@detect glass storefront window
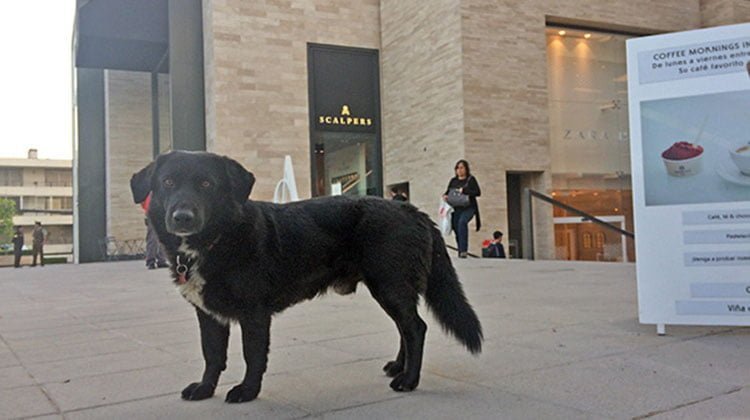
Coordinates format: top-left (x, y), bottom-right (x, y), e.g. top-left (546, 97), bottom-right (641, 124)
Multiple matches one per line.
top-left (45, 225), bottom-right (73, 245)
top-left (23, 196), bottom-right (48, 210)
top-left (0, 168), bottom-right (22, 186)
top-left (50, 197), bottom-right (73, 210)
top-left (45, 169), bottom-right (72, 187)
top-left (546, 27), bottom-right (635, 262)
top-left (312, 132), bottom-right (380, 197)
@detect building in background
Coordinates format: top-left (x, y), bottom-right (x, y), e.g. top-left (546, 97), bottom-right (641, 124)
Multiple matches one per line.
top-left (0, 149), bottom-right (73, 260)
top-left (72, 0), bottom-right (750, 263)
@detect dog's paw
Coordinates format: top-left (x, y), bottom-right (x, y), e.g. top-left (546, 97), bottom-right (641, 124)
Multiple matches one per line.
top-left (382, 360), bottom-right (404, 377)
top-left (389, 373), bottom-right (419, 392)
top-left (225, 383), bottom-right (260, 403)
top-left (181, 382), bottom-right (216, 400)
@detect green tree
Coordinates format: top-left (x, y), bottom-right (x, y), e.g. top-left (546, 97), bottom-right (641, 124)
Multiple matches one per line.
top-left (0, 198), bottom-right (16, 242)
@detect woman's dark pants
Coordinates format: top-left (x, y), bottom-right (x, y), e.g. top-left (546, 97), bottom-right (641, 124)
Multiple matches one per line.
top-left (14, 248), bottom-right (22, 268)
top-left (451, 206), bottom-right (476, 253)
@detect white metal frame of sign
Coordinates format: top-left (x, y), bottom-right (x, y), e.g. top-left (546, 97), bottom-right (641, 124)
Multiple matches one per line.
top-left (626, 23), bottom-right (750, 335)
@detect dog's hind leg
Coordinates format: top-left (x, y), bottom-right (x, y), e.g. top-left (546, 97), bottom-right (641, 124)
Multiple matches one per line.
top-left (366, 282), bottom-right (427, 392)
top-left (182, 309), bottom-right (229, 401)
top-left (383, 338), bottom-right (405, 377)
top-left (225, 312), bottom-right (271, 403)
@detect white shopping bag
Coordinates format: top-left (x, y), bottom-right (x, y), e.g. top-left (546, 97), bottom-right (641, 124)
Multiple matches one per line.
top-left (437, 200), bottom-right (453, 236)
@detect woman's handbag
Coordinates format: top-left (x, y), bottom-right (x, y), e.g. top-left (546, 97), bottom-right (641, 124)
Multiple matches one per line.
top-left (446, 189), bottom-right (470, 208)
top-left (446, 176), bottom-right (472, 208)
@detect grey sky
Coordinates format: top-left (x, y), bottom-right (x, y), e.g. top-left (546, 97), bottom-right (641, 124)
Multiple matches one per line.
top-left (0, 1), bottom-right (76, 160)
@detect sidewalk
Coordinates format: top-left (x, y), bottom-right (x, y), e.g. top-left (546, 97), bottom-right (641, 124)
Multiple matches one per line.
top-left (0, 259), bottom-right (748, 419)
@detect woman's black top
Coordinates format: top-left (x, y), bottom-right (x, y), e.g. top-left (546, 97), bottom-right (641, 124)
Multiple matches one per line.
top-left (444, 176), bottom-right (482, 231)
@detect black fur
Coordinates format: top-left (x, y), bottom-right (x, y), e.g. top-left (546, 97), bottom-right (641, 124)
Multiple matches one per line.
top-left (130, 150), bottom-right (483, 403)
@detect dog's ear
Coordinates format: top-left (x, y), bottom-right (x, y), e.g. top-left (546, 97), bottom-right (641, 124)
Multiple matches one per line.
top-left (130, 161), bottom-right (156, 204)
top-left (223, 157), bottom-right (255, 203)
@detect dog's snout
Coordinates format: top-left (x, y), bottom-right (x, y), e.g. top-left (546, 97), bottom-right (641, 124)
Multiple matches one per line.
top-left (166, 205), bottom-right (203, 236)
top-left (172, 209), bottom-right (195, 225)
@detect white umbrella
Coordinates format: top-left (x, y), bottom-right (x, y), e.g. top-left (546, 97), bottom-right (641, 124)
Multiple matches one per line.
top-left (272, 155), bottom-right (300, 204)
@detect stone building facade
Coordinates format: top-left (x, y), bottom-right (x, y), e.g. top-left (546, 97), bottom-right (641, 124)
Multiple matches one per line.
top-left (75, 0), bottom-right (749, 262)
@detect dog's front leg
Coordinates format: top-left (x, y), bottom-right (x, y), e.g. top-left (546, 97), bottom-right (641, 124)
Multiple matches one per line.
top-left (182, 308), bottom-right (229, 401)
top-left (225, 312), bottom-right (271, 403)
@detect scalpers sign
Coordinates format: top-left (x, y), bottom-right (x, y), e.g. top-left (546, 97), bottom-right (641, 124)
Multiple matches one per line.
top-left (318, 105), bottom-right (373, 128)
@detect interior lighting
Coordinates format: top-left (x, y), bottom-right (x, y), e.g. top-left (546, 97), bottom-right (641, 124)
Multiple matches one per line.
top-left (558, 30), bottom-right (566, 36)
top-left (584, 33), bottom-right (592, 39)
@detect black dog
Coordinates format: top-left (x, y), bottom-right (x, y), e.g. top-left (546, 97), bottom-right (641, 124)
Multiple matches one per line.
top-left (130, 151), bottom-right (482, 403)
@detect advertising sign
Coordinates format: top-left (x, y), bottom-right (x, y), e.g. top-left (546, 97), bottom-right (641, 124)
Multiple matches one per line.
top-left (308, 43), bottom-right (379, 134)
top-left (627, 23), bottom-right (750, 332)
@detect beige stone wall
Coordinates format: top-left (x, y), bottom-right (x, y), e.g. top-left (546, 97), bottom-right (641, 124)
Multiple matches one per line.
top-left (106, 70), bottom-right (152, 242)
top-left (740, 1), bottom-right (750, 22)
top-left (158, 74), bottom-right (172, 153)
top-left (380, 0), bottom-right (465, 223)
top-left (701, 0), bottom-right (737, 26)
top-left (700, 0), bottom-right (750, 26)
top-left (458, 0), bottom-right (701, 258)
top-left (203, 0), bottom-right (381, 201)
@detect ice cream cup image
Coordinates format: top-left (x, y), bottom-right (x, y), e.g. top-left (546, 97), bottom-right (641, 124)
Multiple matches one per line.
top-left (730, 144), bottom-right (750, 176)
top-left (661, 141), bottom-right (704, 177)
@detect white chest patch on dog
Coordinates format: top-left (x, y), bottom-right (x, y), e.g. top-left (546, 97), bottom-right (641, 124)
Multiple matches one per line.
top-left (177, 241), bottom-right (200, 259)
top-left (175, 241), bottom-right (231, 325)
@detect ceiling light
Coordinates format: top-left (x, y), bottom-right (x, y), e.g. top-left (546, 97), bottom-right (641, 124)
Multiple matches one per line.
top-left (558, 30), bottom-right (566, 36)
top-left (584, 33), bottom-right (592, 39)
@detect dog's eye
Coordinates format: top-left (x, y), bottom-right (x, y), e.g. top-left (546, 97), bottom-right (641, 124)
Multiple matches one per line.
top-left (201, 180), bottom-right (211, 188)
top-left (163, 179), bottom-right (175, 188)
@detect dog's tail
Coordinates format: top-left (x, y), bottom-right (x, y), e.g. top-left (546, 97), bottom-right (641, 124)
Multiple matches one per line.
top-left (424, 228), bottom-right (483, 354)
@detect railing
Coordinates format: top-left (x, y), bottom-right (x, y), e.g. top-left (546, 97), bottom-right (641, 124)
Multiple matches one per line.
top-left (522, 188), bottom-right (634, 260)
top-left (99, 237), bottom-right (146, 261)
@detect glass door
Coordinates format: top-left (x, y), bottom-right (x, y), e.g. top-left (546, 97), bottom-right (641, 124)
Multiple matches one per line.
top-left (312, 131), bottom-right (380, 197)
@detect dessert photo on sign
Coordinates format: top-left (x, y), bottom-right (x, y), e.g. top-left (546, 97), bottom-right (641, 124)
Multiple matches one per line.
top-left (640, 90), bottom-right (750, 206)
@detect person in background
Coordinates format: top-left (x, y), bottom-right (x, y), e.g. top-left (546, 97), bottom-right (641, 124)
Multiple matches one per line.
top-left (140, 193), bottom-right (168, 270)
top-left (482, 231), bottom-right (507, 259)
top-left (31, 222), bottom-right (47, 267)
top-left (390, 187), bottom-right (408, 202)
top-left (12, 226), bottom-right (24, 268)
top-left (443, 159), bottom-right (481, 258)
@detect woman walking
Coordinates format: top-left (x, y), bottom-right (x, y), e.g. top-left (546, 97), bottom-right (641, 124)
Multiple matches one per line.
top-left (443, 160), bottom-right (481, 258)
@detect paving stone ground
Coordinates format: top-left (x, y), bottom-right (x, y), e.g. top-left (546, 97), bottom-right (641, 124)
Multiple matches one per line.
top-left (0, 259), bottom-right (748, 419)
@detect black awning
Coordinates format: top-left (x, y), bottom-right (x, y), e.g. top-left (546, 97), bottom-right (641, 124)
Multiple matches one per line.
top-left (74, 0), bottom-right (168, 72)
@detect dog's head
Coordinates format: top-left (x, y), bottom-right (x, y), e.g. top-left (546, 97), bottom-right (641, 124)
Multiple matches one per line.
top-left (130, 151), bottom-right (255, 237)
